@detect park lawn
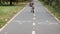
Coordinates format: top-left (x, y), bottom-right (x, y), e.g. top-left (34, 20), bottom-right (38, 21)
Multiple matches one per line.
top-left (0, 5), bottom-right (25, 28)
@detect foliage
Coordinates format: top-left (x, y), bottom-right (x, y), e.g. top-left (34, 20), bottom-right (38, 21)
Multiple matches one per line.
top-left (0, 0), bottom-right (31, 5)
top-left (39, 0), bottom-right (60, 11)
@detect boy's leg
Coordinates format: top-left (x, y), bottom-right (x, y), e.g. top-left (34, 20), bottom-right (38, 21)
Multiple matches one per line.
top-left (33, 9), bottom-right (34, 13)
top-left (31, 9), bottom-right (32, 13)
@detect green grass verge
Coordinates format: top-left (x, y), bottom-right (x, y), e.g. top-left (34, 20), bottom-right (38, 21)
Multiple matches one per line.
top-left (0, 5), bottom-right (25, 28)
top-left (39, 1), bottom-right (60, 21)
top-left (46, 6), bottom-right (60, 20)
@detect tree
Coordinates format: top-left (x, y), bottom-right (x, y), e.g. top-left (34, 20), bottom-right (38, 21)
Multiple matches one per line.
top-left (0, 0), bottom-right (1, 4)
top-left (10, 0), bottom-right (18, 5)
top-left (10, 0), bottom-right (12, 5)
top-left (0, 0), bottom-right (2, 4)
top-left (55, 0), bottom-right (60, 10)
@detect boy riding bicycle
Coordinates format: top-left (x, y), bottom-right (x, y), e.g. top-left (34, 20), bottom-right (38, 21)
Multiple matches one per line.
top-left (29, 2), bottom-right (35, 13)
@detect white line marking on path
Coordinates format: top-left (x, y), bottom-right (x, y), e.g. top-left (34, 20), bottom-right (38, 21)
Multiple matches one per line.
top-left (38, 22), bottom-right (58, 25)
top-left (45, 7), bottom-right (60, 23)
top-left (33, 14), bottom-right (36, 16)
top-left (48, 23), bottom-right (58, 25)
top-left (32, 31), bottom-right (35, 34)
top-left (0, 5), bottom-right (27, 32)
top-left (33, 17), bottom-right (36, 20)
top-left (33, 22), bottom-right (36, 26)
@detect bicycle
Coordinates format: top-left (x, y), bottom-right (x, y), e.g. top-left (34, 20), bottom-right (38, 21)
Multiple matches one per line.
top-left (31, 3), bottom-right (35, 13)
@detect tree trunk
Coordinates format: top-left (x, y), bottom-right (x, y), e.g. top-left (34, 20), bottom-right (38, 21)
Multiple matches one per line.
top-left (10, 0), bottom-right (12, 5)
top-left (0, 0), bottom-right (1, 4)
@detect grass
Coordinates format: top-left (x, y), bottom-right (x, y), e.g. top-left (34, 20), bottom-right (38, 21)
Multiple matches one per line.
top-left (39, 1), bottom-right (60, 21)
top-left (46, 6), bottom-right (60, 20)
top-left (0, 5), bottom-right (26, 28)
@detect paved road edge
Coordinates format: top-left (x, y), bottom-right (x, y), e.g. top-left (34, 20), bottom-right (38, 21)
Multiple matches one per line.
top-left (45, 7), bottom-right (60, 23)
top-left (0, 5), bottom-right (27, 32)
top-left (39, 1), bottom-right (60, 23)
